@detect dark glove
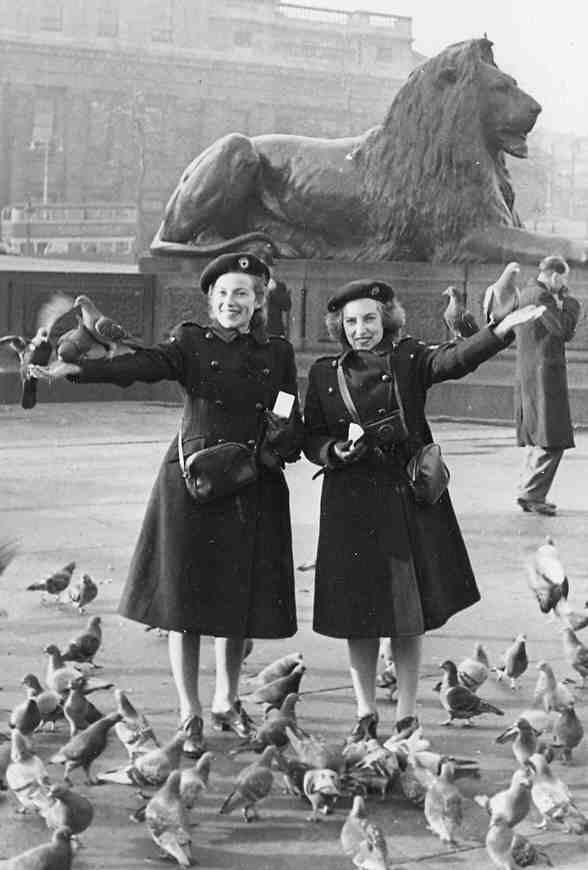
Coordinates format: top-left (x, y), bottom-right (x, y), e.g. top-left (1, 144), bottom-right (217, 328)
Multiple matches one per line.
top-left (262, 409), bottom-right (302, 461)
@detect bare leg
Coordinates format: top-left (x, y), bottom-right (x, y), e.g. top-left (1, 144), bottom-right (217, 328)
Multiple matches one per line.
top-left (212, 636), bottom-right (245, 713)
top-left (168, 631), bottom-right (202, 721)
top-left (347, 637), bottom-right (380, 718)
top-left (391, 635), bottom-right (423, 723)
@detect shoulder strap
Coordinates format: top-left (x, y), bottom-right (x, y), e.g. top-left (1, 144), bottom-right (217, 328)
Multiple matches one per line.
top-left (336, 351), bottom-right (408, 428)
top-left (177, 427), bottom-right (187, 474)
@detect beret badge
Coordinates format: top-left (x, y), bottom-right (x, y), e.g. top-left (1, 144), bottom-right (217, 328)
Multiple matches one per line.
top-left (238, 256), bottom-right (250, 270)
top-left (370, 285), bottom-right (380, 298)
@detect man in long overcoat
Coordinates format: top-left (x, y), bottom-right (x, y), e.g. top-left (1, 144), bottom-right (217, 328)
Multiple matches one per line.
top-left (515, 255), bottom-right (581, 515)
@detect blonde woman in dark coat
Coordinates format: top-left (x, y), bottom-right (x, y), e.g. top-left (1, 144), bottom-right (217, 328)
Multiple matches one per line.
top-left (32, 252), bottom-right (303, 759)
top-left (303, 279), bottom-right (544, 741)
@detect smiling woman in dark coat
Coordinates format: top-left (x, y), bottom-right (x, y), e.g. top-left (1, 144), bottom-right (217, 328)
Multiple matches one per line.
top-left (303, 279), bottom-right (544, 742)
top-left (33, 252), bottom-right (302, 759)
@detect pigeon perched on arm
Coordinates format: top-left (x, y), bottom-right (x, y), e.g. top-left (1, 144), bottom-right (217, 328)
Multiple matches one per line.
top-left (482, 262), bottom-right (521, 324)
top-left (0, 826), bottom-right (72, 870)
top-left (442, 285), bottom-right (479, 340)
top-left (27, 562), bottom-right (75, 604)
top-left (494, 635), bottom-right (528, 690)
top-left (0, 292), bottom-right (72, 409)
top-left (438, 660), bottom-right (504, 725)
top-left (74, 294), bottom-right (143, 358)
top-left (219, 745), bottom-right (277, 822)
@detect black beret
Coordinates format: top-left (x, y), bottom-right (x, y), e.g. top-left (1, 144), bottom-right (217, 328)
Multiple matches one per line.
top-left (199, 252), bottom-right (271, 293)
top-left (326, 279), bottom-right (395, 312)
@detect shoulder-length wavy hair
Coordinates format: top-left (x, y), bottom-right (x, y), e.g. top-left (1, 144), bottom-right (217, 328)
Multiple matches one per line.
top-left (325, 298), bottom-right (406, 347)
top-left (207, 273), bottom-right (268, 329)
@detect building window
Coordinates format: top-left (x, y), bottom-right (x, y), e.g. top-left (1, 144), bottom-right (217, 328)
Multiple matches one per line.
top-left (376, 45), bottom-right (397, 63)
top-left (234, 30), bottom-right (252, 47)
top-left (97, 1), bottom-right (119, 38)
top-left (40, 0), bottom-right (63, 32)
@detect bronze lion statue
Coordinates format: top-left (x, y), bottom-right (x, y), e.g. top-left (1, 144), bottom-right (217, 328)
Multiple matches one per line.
top-left (151, 38), bottom-right (587, 265)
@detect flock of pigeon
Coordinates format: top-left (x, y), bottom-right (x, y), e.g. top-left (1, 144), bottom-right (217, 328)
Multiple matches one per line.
top-left (0, 534), bottom-right (588, 869)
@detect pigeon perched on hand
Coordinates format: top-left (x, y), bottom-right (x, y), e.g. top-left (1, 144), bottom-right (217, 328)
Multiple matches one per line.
top-left (0, 292), bottom-right (72, 409)
top-left (495, 717), bottom-right (537, 768)
top-left (439, 659), bottom-right (504, 725)
top-left (482, 261), bottom-right (521, 324)
top-left (74, 294), bottom-right (143, 358)
top-left (474, 767), bottom-right (533, 828)
top-left (0, 826), bottom-right (72, 870)
top-left (494, 635), bottom-right (528, 690)
top-left (442, 285), bottom-right (479, 340)
top-left (219, 745), bottom-right (277, 822)
top-left (67, 574), bottom-right (98, 615)
top-left (145, 770), bottom-right (193, 867)
top-left (62, 616), bottom-right (102, 666)
top-left (27, 562), bottom-right (75, 603)
top-left (50, 711), bottom-right (122, 785)
top-left (562, 627), bottom-right (588, 687)
top-left (527, 537), bottom-right (569, 614)
top-left (423, 759), bottom-right (463, 845)
top-left (534, 660), bottom-right (575, 712)
top-left (340, 794), bottom-right (390, 870)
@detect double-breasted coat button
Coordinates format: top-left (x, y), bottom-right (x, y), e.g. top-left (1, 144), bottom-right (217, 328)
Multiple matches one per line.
top-left (210, 360), bottom-right (220, 369)
top-left (381, 373), bottom-right (391, 382)
top-left (247, 439), bottom-right (256, 448)
top-left (337, 418), bottom-right (346, 425)
top-left (214, 399), bottom-right (224, 407)
top-left (255, 402), bottom-right (264, 411)
top-left (331, 360), bottom-right (337, 368)
top-left (262, 367), bottom-right (270, 376)
top-left (377, 408), bottom-right (387, 416)
top-left (205, 331), bottom-right (213, 340)
top-left (327, 386), bottom-right (335, 395)
top-left (217, 438), bottom-right (225, 444)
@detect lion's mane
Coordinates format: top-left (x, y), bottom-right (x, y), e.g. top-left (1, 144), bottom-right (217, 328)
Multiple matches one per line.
top-left (355, 39), bottom-right (520, 261)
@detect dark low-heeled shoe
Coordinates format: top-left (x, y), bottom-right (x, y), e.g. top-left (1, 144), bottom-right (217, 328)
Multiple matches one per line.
top-left (348, 711), bottom-right (379, 743)
top-left (394, 715), bottom-right (420, 740)
top-left (181, 714), bottom-right (205, 758)
top-left (211, 699), bottom-right (254, 738)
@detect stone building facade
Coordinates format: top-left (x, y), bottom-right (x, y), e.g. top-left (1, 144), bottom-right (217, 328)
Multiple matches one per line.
top-left (0, 0), bottom-right (421, 247)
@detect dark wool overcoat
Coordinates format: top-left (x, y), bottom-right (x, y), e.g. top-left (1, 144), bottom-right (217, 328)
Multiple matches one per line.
top-left (303, 327), bottom-right (508, 639)
top-left (74, 322), bottom-right (301, 637)
top-left (514, 280), bottom-right (580, 449)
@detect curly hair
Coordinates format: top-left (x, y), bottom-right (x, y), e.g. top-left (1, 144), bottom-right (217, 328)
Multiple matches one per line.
top-left (325, 298), bottom-right (406, 347)
top-left (207, 273), bottom-right (268, 327)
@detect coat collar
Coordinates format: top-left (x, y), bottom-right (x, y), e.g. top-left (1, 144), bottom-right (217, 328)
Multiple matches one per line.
top-left (207, 320), bottom-right (269, 345)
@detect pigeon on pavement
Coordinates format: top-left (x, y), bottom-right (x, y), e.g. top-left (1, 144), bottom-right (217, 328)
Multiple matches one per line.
top-left (145, 770), bottom-right (193, 867)
top-left (534, 660), bottom-right (575, 712)
top-left (50, 711), bottom-right (122, 785)
top-left (423, 759), bottom-right (463, 845)
top-left (67, 575), bottom-right (98, 615)
top-left (340, 794), bottom-right (391, 870)
top-left (35, 782), bottom-right (94, 839)
top-left (457, 642), bottom-right (491, 693)
top-left (496, 717), bottom-right (537, 768)
top-left (302, 768), bottom-right (341, 821)
top-left (552, 705), bottom-right (584, 763)
top-left (6, 730), bottom-right (51, 813)
top-left (527, 538), bottom-right (568, 614)
top-left (219, 745), bottom-right (277, 822)
top-left (562, 627), bottom-right (588, 687)
top-left (474, 768), bottom-right (533, 827)
top-left (27, 562), bottom-right (75, 603)
top-left (439, 660), bottom-right (504, 725)
top-left (9, 698), bottom-right (41, 736)
top-left (529, 750), bottom-right (588, 833)
top-left (62, 615), bottom-right (102, 666)
top-left (0, 826), bottom-right (72, 870)
top-left (494, 635), bottom-right (528, 690)
top-left (21, 675), bottom-right (63, 732)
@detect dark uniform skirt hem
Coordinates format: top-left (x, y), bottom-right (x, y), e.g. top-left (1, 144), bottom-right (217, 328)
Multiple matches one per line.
top-left (118, 608), bottom-right (298, 639)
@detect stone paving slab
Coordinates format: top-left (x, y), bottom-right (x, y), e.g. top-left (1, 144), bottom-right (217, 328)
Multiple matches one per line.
top-left (0, 403), bottom-right (588, 868)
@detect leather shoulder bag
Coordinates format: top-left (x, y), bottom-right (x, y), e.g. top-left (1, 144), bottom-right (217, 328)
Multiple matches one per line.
top-left (178, 430), bottom-right (258, 505)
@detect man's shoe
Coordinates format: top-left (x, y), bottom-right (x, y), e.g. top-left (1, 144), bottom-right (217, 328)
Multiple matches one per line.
top-left (211, 700), bottom-right (254, 738)
top-left (517, 498), bottom-right (556, 516)
top-left (347, 711), bottom-right (379, 743)
top-left (181, 714), bottom-right (205, 758)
